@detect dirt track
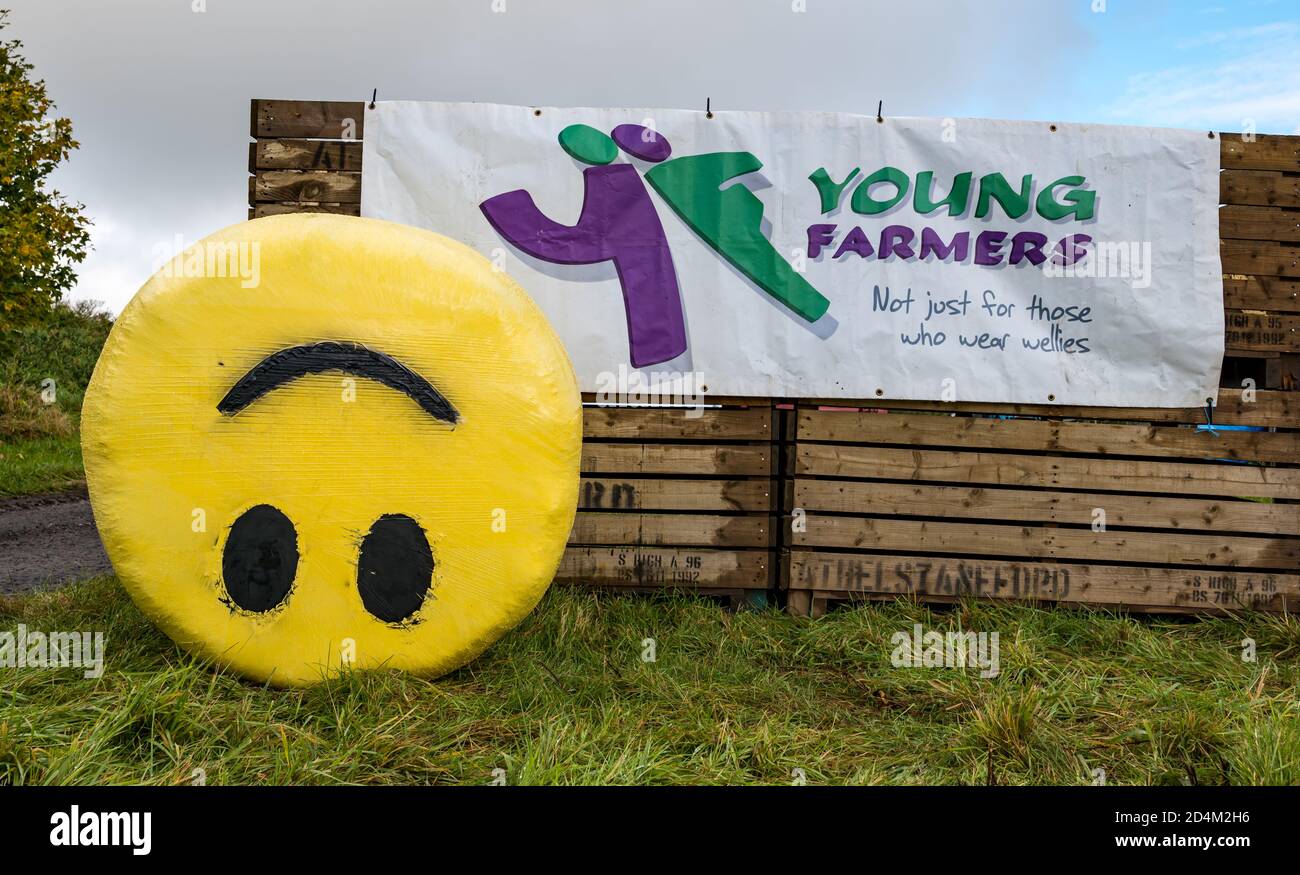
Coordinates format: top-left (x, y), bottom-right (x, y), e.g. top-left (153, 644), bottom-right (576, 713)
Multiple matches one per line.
top-left (0, 487), bottom-right (112, 595)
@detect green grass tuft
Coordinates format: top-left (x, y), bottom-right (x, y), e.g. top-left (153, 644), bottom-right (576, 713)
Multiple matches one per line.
top-left (0, 433), bottom-right (84, 497)
top-left (1, 579), bottom-right (1297, 785)
top-left (0, 299), bottom-right (113, 426)
top-left (0, 298), bottom-right (110, 495)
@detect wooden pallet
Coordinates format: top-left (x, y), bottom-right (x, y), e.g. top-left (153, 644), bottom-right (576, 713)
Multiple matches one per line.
top-left (559, 398), bottom-right (777, 607)
top-left (782, 395), bottom-right (1300, 616)
top-left (248, 101), bottom-right (1300, 615)
top-left (1218, 134), bottom-right (1300, 388)
top-left (248, 100), bottom-right (365, 217)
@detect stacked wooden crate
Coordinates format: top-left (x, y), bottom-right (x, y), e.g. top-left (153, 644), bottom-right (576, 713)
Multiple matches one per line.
top-left (559, 400), bottom-right (777, 608)
top-left (1219, 133), bottom-right (1300, 389)
top-left (249, 102), bottom-right (1299, 616)
top-left (782, 392), bottom-right (1300, 616)
top-left (249, 100), bottom-right (363, 217)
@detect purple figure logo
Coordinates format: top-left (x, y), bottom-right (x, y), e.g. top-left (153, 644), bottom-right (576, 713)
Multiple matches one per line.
top-left (479, 123), bottom-right (686, 368)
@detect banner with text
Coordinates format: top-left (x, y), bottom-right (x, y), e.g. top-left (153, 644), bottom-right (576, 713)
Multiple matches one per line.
top-left (361, 101), bottom-right (1223, 406)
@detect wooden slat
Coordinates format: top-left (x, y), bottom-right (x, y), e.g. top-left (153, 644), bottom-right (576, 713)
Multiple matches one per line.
top-left (1225, 309), bottom-right (1300, 353)
top-left (1219, 206), bottom-right (1300, 242)
top-left (794, 480), bottom-right (1296, 535)
top-left (803, 590), bottom-right (1257, 617)
top-left (252, 139), bottom-right (362, 171)
top-left (1220, 171), bottom-right (1300, 209)
top-left (578, 477), bottom-right (771, 512)
top-left (1267, 355), bottom-right (1300, 391)
top-left (793, 516), bottom-right (1298, 569)
top-left (582, 406), bottom-right (769, 440)
top-left (788, 550), bottom-right (1299, 612)
top-left (1222, 241), bottom-right (1300, 277)
top-left (1220, 134), bottom-right (1300, 173)
top-left (569, 513), bottom-right (769, 547)
top-left (797, 389), bottom-right (1298, 429)
top-left (581, 394), bottom-right (770, 408)
top-left (251, 203), bottom-right (361, 218)
top-left (252, 99), bottom-right (365, 139)
top-left (558, 546), bottom-right (769, 589)
top-left (1223, 276), bottom-right (1300, 312)
top-left (796, 443), bottom-right (1300, 500)
top-left (253, 170), bottom-right (361, 204)
top-left (581, 443), bottom-right (770, 475)
top-left (797, 409), bottom-right (1300, 463)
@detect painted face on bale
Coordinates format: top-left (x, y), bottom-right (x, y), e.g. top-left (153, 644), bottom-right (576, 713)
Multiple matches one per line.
top-left (81, 215), bottom-right (582, 686)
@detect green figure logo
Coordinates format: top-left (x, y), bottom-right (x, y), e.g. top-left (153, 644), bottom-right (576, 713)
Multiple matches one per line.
top-left (482, 122), bottom-right (831, 370)
top-left (646, 150), bottom-right (831, 323)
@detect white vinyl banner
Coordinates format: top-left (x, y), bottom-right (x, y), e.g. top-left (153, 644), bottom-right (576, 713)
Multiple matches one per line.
top-left (361, 101), bottom-right (1223, 406)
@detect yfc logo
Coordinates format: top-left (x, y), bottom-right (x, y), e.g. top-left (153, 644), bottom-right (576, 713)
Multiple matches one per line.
top-left (480, 123), bottom-right (830, 367)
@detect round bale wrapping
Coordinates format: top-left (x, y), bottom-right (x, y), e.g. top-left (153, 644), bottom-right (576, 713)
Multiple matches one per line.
top-left (81, 214), bottom-right (582, 685)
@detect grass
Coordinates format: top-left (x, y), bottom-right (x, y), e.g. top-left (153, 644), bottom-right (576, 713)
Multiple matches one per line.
top-left (0, 433), bottom-right (83, 497)
top-left (2, 578), bottom-right (1298, 785)
top-left (0, 300), bottom-right (1294, 786)
top-left (0, 299), bottom-right (113, 421)
top-left (0, 298), bottom-right (110, 496)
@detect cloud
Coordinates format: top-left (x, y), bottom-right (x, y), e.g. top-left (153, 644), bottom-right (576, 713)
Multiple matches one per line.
top-left (1174, 19), bottom-right (1295, 49)
top-left (8, 0), bottom-right (1075, 313)
top-left (1104, 18), bottom-right (1300, 132)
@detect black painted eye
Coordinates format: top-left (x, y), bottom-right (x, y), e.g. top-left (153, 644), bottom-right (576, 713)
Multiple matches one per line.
top-left (222, 505), bottom-right (298, 612)
top-left (357, 514), bottom-right (433, 623)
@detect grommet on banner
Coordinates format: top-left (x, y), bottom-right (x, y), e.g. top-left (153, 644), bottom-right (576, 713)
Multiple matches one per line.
top-left (369, 88), bottom-right (377, 110)
top-left (1197, 397), bottom-right (1220, 437)
top-left (876, 100), bottom-right (883, 123)
top-left (706, 97), bottom-right (713, 120)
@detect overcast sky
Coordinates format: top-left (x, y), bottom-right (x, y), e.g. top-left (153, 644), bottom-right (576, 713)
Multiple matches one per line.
top-left (6, 0), bottom-right (1298, 314)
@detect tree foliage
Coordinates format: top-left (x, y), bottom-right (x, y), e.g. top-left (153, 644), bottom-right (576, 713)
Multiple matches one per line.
top-left (0, 9), bottom-right (90, 329)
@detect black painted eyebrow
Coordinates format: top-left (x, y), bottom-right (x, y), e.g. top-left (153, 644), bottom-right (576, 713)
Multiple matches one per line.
top-left (217, 341), bottom-right (458, 424)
